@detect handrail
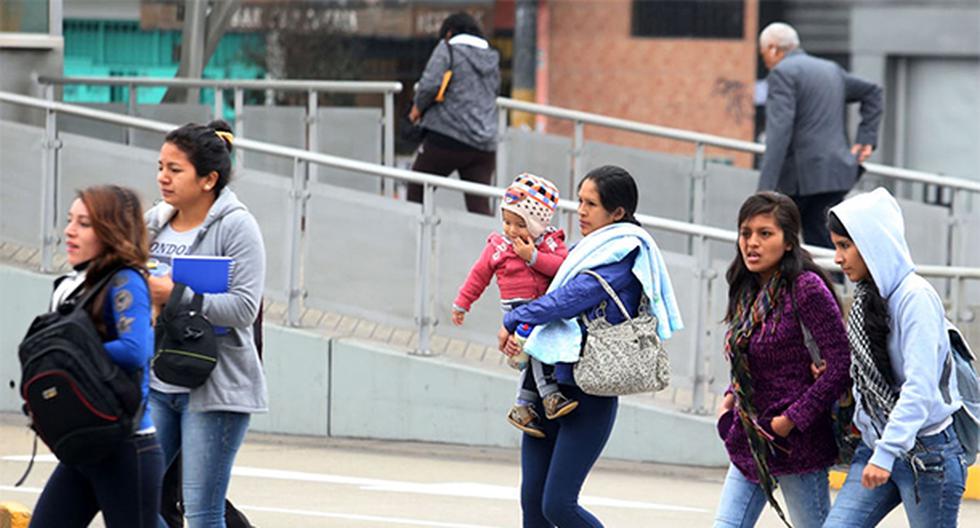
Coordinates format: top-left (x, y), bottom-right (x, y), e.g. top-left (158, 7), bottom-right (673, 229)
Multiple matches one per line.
top-left (0, 90), bottom-right (956, 267)
top-left (38, 75), bottom-right (403, 94)
top-left (4, 90), bottom-right (978, 413)
top-left (496, 97), bottom-right (980, 194)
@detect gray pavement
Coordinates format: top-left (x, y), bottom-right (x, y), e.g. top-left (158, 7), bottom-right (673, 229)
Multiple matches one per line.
top-left (1, 414), bottom-right (975, 527)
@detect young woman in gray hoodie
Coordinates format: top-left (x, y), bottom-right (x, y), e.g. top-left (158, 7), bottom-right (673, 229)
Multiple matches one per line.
top-left (146, 120), bottom-right (267, 528)
top-left (407, 12), bottom-right (501, 215)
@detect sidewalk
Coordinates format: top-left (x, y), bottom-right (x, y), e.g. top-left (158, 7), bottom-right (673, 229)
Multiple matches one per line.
top-left (4, 414), bottom-right (974, 527)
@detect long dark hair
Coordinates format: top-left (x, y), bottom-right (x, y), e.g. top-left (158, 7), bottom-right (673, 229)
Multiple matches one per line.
top-left (579, 165), bottom-right (641, 226)
top-left (77, 185), bottom-right (149, 337)
top-left (828, 212), bottom-right (894, 385)
top-left (164, 120), bottom-right (234, 197)
top-left (725, 192), bottom-right (838, 321)
top-left (438, 12), bottom-right (484, 39)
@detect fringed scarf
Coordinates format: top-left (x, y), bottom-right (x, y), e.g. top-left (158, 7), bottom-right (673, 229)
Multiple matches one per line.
top-left (725, 271), bottom-right (792, 528)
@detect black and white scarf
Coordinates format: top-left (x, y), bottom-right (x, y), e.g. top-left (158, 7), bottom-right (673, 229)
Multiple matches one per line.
top-left (847, 280), bottom-right (897, 430)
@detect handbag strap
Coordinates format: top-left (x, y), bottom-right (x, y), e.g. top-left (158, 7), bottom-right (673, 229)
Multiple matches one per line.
top-left (579, 270), bottom-right (634, 324)
top-left (162, 282), bottom-right (205, 320)
top-left (790, 286), bottom-right (823, 365)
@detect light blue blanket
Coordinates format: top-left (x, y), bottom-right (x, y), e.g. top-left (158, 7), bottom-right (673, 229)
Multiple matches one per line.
top-left (523, 223), bottom-right (684, 364)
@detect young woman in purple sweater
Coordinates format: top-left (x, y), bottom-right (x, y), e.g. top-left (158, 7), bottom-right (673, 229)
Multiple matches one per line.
top-left (714, 192), bottom-right (851, 528)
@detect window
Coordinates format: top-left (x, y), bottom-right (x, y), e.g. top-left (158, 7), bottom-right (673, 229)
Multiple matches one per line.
top-left (632, 0), bottom-right (744, 39)
top-left (0, 0), bottom-right (49, 33)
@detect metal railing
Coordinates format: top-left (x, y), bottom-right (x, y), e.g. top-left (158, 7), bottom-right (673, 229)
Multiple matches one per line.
top-left (4, 91), bottom-right (980, 415)
top-left (496, 96), bottom-right (980, 409)
top-left (37, 75), bottom-right (403, 184)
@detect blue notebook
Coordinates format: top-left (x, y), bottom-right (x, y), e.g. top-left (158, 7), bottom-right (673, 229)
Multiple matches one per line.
top-left (172, 256), bottom-right (234, 334)
top-left (172, 255), bottom-right (233, 293)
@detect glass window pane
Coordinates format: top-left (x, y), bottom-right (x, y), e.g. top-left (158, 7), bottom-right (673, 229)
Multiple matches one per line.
top-left (0, 0), bottom-right (50, 33)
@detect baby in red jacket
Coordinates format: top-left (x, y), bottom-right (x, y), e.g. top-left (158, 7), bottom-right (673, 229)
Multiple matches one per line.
top-left (452, 173), bottom-right (575, 438)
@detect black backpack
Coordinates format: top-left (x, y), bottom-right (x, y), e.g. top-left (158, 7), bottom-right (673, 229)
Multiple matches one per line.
top-left (19, 269), bottom-right (144, 466)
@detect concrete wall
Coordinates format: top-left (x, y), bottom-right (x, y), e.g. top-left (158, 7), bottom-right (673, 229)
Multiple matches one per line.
top-left (0, 263), bottom-right (728, 466)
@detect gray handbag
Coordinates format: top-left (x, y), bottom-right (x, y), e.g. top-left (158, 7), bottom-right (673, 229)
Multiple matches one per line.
top-left (573, 270), bottom-right (670, 396)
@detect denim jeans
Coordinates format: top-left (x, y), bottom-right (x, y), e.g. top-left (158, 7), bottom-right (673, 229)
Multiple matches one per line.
top-left (30, 433), bottom-right (164, 527)
top-left (149, 390), bottom-right (251, 528)
top-left (713, 464), bottom-right (830, 528)
top-left (823, 426), bottom-right (966, 527)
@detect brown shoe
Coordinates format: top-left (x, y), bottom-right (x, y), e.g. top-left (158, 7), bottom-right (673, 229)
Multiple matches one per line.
top-left (542, 392), bottom-right (579, 420)
top-left (507, 404), bottom-right (546, 438)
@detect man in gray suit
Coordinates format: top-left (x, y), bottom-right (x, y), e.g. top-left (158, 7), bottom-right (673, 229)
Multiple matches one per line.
top-left (757, 22), bottom-right (883, 248)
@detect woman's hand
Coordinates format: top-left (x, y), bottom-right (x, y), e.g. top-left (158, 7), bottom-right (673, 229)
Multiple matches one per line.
top-left (770, 415), bottom-right (796, 438)
top-left (497, 326), bottom-right (521, 356)
top-left (409, 104), bottom-right (422, 124)
top-left (718, 393), bottom-right (735, 419)
top-left (810, 360), bottom-right (828, 380)
top-left (861, 463), bottom-right (891, 489)
top-left (148, 274), bottom-right (175, 306)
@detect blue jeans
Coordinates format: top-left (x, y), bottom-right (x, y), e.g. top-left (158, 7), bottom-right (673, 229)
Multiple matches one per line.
top-left (823, 426), bottom-right (966, 527)
top-left (521, 385), bottom-right (618, 527)
top-left (149, 390), bottom-right (250, 528)
top-left (30, 433), bottom-right (164, 527)
top-left (713, 464), bottom-right (830, 528)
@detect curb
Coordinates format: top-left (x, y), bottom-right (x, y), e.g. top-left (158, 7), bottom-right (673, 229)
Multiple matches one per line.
top-left (830, 464), bottom-right (979, 501)
top-left (0, 501), bottom-right (30, 528)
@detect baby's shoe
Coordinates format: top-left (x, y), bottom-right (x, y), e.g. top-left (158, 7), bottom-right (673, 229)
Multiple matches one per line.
top-left (506, 403), bottom-right (545, 438)
top-left (542, 392), bottom-right (578, 420)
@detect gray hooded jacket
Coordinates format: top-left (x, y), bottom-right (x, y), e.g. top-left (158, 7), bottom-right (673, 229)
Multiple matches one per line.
top-left (145, 188), bottom-right (268, 413)
top-left (414, 34), bottom-right (500, 152)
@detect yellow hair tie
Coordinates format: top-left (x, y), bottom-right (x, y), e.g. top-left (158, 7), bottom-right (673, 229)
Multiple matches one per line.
top-left (214, 130), bottom-right (234, 144)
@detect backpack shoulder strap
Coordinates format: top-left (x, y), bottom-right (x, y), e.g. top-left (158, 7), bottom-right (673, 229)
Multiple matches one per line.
top-left (790, 284), bottom-right (823, 365)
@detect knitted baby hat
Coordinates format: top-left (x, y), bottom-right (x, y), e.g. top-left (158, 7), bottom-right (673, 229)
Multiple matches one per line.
top-left (500, 173), bottom-right (560, 238)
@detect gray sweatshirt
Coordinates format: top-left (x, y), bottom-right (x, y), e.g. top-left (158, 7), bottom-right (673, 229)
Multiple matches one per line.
top-left (414, 34), bottom-right (500, 152)
top-left (146, 188), bottom-right (268, 413)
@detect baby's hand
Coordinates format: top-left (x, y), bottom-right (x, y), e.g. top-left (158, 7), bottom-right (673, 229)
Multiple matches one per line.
top-left (451, 309), bottom-right (466, 326)
top-left (512, 236), bottom-right (534, 262)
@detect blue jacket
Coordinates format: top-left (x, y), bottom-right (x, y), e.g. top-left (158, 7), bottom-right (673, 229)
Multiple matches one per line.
top-left (831, 188), bottom-right (962, 472)
top-left (503, 249), bottom-right (643, 383)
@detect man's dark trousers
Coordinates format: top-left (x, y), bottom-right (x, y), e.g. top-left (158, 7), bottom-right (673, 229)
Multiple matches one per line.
top-left (793, 191), bottom-right (847, 249)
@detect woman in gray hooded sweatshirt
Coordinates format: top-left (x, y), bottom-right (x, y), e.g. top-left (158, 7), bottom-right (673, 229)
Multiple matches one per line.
top-left (407, 12), bottom-right (501, 215)
top-left (146, 120), bottom-right (267, 528)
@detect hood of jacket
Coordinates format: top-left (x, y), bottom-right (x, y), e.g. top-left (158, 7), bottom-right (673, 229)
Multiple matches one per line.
top-left (145, 187), bottom-right (248, 239)
top-left (448, 34), bottom-right (500, 77)
top-left (829, 187), bottom-right (914, 298)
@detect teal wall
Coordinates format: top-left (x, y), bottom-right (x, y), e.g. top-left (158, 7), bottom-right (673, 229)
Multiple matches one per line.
top-left (63, 19), bottom-right (266, 107)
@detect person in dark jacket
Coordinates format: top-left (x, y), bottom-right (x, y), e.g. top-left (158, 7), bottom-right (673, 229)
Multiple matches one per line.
top-left (714, 192), bottom-right (851, 528)
top-left (407, 12), bottom-right (501, 215)
top-left (757, 22), bottom-right (883, 249)
top-left (497, 166), bottom-right (683, 527)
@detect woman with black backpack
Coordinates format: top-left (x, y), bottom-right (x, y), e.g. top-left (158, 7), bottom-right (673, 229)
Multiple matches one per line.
top-left (30, 185), bottom-right (163, 527)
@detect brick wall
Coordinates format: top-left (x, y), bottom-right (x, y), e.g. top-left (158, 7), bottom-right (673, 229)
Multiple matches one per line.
top-left (545, 0), bottom-right (759, 166)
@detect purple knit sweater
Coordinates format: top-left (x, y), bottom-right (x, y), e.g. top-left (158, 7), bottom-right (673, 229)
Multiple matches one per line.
top-left (719, 271), bottom-right (851, 482)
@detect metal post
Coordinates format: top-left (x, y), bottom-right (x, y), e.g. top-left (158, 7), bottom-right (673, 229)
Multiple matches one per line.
top-left (382, 91), bottom-right (395, 196)
top-left (413, 183), bottom-right (439, 356)
top-left (306, 90), bottom-right (319, 185)
top-left (569, 120), bottom-right (584, 236)
top-left (233, 88), bottom-right (244, 170)
top-left (493, 106), bottom-right (507, 186)
top-left (126, 83), bottom-right (137, 145)
top-left (948, 188), bottom-right (968, 322)
top-left (286, 157), bottom-right (308, 326)
top-left (213, 85), bottom-right (224, 122)
top-left (689, 143), bottom-right (710, 414)
top-left (40, 84), bottom-right (62, 272)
